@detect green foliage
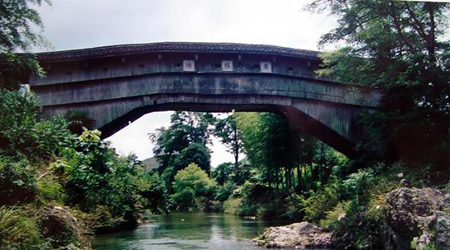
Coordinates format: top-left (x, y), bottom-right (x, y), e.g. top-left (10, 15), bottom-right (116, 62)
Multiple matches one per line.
top-left (223, 197), bottom-right (242, 215)
top-left (215, 115), bottom-right (243, 168)
top-left (150, 112), bottom-right (214, 191)
top-left (172, 187), bottom-right (196, 210)
top-left (0, 160), bottom-right (37, 206)
top-left (0, 0), bottom-right (170, 247)
top-left (176, 143), bottom-right (211, 173)
top-left (303, 178), bottom-right (343, 222)
top-left (0, 0), bottom-right (50, 89)
top-left (215, 181), bottom-right (236, 202)
top-left (281, 194), bottom-right (305, 221)
top-left (137, 173), bottom-right (168, 214)
top-left (212, 162), bottom-right (233, 186)
top-left (0, 90), bottom-right (72, 161)
top-left (62, 137), bottom-right (144, 230)
top-left (319, 200), bottom-right (352, 230)
top-left (37, 177), bottom-right (66, 204)
top-left (301, 162), bottom-right (406, 249)
top-left (171, 163), bottom-right (215, 210)
top-left (235, 112), bottom-right (305, 190)
top-left (308, 0), bottom-right (450, 175)
top-left (0, 206), bottom-right (46, 250)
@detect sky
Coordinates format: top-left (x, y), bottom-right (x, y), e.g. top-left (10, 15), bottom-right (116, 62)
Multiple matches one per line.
top-left (35, 0), bottom-right (337, 167)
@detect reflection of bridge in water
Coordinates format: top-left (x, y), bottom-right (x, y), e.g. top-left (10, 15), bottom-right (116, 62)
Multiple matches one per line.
top-left (29, 42), bottom-right (380, 157)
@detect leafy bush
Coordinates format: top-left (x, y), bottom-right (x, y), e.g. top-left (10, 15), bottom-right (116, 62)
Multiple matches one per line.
top-left (0, 90), bottom-right (40, 159)
top-left (281, 193), bottom-right (305, 221)
top-left (37, 176), bottom-right (65, 204)
top-left (319, 200), bottom-right (352, 230)
top-left (171, 163), bottom-right (215, 210)
top-left (223, 197), bottom-right (242, 215)
top-left (215, 181), bottom-right (236, 202)
top-left (0, 160), bottom-right (37, 206)
top-left (0, 90), bottom-right (72, 161)
top-left (303, 178), bottom-right (343, 222)
top-left (137, 173), bottom-right (169, 214)
top-left (172, 187), bottom-right (196, 210)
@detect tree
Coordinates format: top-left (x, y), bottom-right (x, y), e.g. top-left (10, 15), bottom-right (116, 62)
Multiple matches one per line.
top-left (0, 0), bottom-right (51, 89)
top-left (176, 143), bottom-right (211, 173)
top-left (235, 112), bottom-right (300, 190)
top-left (212, 162), bottom-right (233, 186)
top-left (149, 112), bottom-right (214, 190)
top-left (215, 114), bottom-right (243, 170)
top-left (150, 111), bottom-right (215, 172)
top-left (307, 1), bottom-right (450, 175)
top-left (171, 163), bottom-right (215, 210)
top-left (0, 90), bottom-right (73, 161)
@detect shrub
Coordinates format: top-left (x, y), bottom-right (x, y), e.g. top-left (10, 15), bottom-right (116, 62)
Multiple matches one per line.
top-left (0, 206), bottom-right (45, 250)
top-left (37, 176), bottom-right (65, 204)
top-left (172, 187), bottom-right (196, 210)
top-left (223, 197), bottom-right (242, 215)
top-left (215, 181), bottom-right (235, 202)
top-left (281, 193), bottom-right (305, 221)
top-left (171, 163), bottom-right (215, 210)
top-left (319, 200), bottom-right (352, 230)
top-left (303, 177), bottom-right (343, 222)
top-left (0, 160), bottom-right (37, 206)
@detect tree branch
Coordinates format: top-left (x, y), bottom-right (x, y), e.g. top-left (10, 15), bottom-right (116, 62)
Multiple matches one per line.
top-left (388, 0), bottom-right (417, 54)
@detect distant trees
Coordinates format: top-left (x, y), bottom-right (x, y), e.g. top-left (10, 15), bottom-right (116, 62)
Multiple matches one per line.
top-left (215, 115), bottom-right (243, 169)
top-left (149, 111), bottom-right (215, 191)
top-left (234, 112), bottom-right (341, 193)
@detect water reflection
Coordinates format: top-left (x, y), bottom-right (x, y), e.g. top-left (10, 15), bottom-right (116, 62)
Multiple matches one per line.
top-left (92, 212), bottom-right (286, 250)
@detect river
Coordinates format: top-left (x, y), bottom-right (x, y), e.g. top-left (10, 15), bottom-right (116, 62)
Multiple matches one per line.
top-left (92, 212), bottom-right (289, 250)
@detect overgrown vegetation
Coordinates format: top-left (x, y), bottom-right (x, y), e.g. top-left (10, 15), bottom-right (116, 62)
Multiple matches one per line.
top-left (0, 90), bottom-right (169, 249)
top-left (2, 0), bottom-right (450, 250)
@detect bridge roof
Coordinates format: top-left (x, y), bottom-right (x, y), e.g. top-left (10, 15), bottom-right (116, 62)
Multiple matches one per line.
top-left (36, 42), bottom-right (320, 62)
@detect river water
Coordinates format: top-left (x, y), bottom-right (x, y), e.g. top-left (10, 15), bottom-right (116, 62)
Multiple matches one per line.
top-left (92, 212), bottom-right (289, 250)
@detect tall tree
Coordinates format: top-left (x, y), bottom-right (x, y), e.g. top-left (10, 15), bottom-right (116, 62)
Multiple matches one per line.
top-left (149, 111), bottom-right (215, 172)
top-left (214, 114), bottom-right (243, 170)
top-left (0, 0), bottom-right (51, 89)
top-left (149, 111), bottom-right (214, 190)
top-left (235, 112), bottom-right (300, 190)
top-left (307, 1), bottom-right (450, 174)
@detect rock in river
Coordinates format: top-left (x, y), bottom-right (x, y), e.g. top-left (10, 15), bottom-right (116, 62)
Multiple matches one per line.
top-left (254, 221), bottom-right (333, 249)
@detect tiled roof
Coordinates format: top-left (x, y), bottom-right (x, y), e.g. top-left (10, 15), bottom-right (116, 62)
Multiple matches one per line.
top-left (37, 42), bottom-right (320, 62)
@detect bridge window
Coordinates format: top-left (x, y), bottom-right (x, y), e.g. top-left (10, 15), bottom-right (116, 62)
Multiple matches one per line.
top-left (183, 60), bottom-right (195, 72)
top-left (260, 62), bottom-right (272, 73)
top-left (221, 60), bottom-right (233, 72)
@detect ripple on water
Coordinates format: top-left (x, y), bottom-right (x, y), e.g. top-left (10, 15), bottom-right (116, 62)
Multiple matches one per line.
top-left (92, 212), bottom-right (291, 250)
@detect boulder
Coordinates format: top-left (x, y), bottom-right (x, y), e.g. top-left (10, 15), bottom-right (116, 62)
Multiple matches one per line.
top-left (254, 221), bottom-right (333, 249)
top-left (38, 205), bottom-right (91, 249)
top-left (386, 188), bottom-right (450, 250)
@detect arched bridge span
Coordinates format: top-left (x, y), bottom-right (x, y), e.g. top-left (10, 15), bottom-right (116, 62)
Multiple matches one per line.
top-left (29, 42), bottom-right (381, 157)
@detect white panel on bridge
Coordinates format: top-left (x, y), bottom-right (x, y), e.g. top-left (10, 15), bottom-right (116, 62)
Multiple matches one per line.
top-left (221, 60), bottom-right (233, 72)
top-left (260, 62), bottom-right (272, 73)
top-left (183, 60), bottom-right (195, 71)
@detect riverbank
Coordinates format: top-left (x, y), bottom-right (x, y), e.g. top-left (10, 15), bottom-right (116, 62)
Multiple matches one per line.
top-left (255, 187), bottom-right (450, 250)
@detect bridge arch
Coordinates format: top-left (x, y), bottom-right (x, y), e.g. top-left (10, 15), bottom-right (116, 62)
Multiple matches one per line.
top-left (29, 42), bottom-right (380, 157)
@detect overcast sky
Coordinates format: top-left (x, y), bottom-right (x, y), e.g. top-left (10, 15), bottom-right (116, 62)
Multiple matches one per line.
top-left (35, 0), bottom-right (337, 167)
